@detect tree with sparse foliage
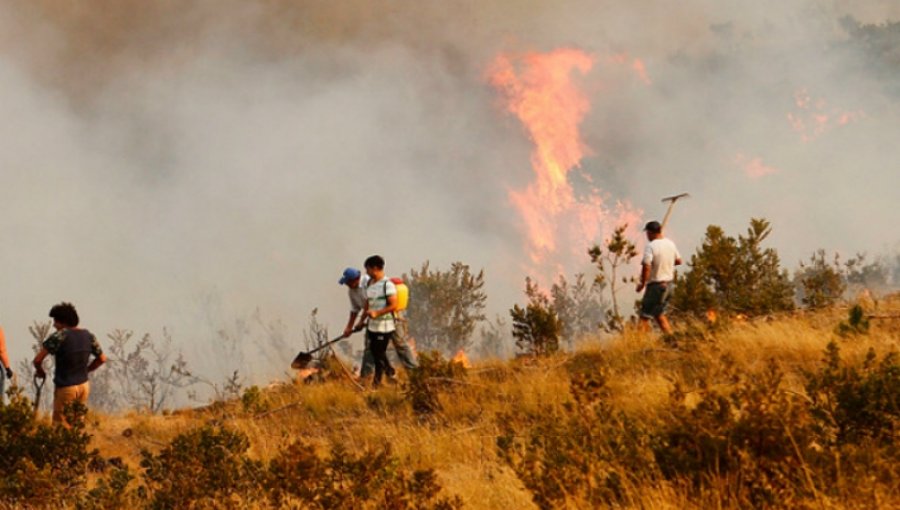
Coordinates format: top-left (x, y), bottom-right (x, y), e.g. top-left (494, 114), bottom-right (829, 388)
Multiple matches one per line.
top-left (588, 224), bottom-right (638, 330)
top-left (476, 314), bottom-right (509, 359)
top-left (405, 261), bottom-right (487, 355)
top-left (672, 218), bottom-right (794, 317)
top-left (510, 278), bottom-right (562, 357)
top-left (844, 252), bottom-right (890, 294)
top-left (550, 273), bottom-right (606, 348)
top-left (90, 329), bottom-right (197, 413)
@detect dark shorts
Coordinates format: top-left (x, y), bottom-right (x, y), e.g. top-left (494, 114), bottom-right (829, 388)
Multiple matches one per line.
top-left (640, 282), bottom-right (672, 319)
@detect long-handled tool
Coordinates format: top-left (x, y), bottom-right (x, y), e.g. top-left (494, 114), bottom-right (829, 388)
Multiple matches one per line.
top-left (660, 192), bottom-right (690, 231)
top-left (33, 375), bottom-right (45, 413)
top-left (291, 326), bottom-right (363, 370)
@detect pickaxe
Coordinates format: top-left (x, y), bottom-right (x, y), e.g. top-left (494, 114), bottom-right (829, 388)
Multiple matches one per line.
top-left (660, 193), bottom-right (690, 231)
top-left (33, 375), bottom-right (45, 413)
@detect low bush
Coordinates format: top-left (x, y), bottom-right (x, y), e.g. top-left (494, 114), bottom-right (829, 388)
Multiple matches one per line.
top-left (497, 367), bottom-right (653, 509)
top-left (805, 341), bottom-right (899, 446)
top-left (267, 440), bottom-right (463, 509)
top-left (654, 359), bottom-right (816, 507)
top-left (0, 388), bottom-right (100, 507)
top-left (404, 351), bottom-right (467, 417)
top-left (138, 425), bottom-right (265, 509)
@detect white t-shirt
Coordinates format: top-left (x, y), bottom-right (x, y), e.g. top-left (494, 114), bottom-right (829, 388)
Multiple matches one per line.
top-left (348, 275), bottom-right (370, 314)
top-left (365, 277), bottom-right (397, 333)
top-left (642, 238), bottom-right (681, 283)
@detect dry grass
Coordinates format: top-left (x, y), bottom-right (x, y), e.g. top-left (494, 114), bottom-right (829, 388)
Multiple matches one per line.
top-left (73, 297), bottom-right (899, 509)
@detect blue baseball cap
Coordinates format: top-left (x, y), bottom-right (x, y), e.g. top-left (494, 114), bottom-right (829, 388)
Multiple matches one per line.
top-left (338, 267), bottom-right (361, 285)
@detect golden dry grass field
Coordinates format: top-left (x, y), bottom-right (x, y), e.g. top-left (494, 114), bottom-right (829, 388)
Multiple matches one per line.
top-left (39, 296), bottom-right (900, 509)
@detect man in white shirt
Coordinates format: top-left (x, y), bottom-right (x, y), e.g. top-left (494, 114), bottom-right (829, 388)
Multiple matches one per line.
top-left (635, 221), bottom-right (683, 334)
top-left (362, 255), bottom-right (398, 387)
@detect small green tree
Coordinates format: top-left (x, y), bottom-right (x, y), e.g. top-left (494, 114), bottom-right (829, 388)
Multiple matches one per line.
top-left (510, 278), bottom-right (562, 357)
top-left (795, 250), bottom-right (846, 309)
top-left (405, 261), bottom-right (487, 355)
top-left (671, 218), bottom-right (794, 317)
top-left (588, 224), bottom-right (638, 330)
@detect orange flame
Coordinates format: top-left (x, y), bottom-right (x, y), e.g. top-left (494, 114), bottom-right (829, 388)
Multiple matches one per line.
top-left (488, 49), bottom-right (642, 279)
top-left (787, 88), bottom-right (864, 142)
top-left (734, 153), bottom-right (779, 179)
top-left (451, 349), bottom-right (471, 368)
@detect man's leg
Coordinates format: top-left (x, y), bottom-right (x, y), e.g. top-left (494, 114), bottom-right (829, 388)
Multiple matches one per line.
top-left (656, 315), bottom-right (673, 335)
top-left (390, 321), bottom-right (417, 370)
top-left (53, 386), bottom-right (78, 424)
top-left (369, 332), bottom-right (391, 387)
top-left (359, 336), bottom-right (376, 378)
top-left (638, 317), bottom-right (652, 333)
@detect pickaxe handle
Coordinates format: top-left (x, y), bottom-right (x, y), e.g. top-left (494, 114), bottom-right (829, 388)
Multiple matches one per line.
top-left (660, 192), bottom-right (689, 230)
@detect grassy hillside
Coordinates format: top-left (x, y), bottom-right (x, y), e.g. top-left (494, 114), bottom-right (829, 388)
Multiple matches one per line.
top-left (3, 297), bottom-right (898, 509)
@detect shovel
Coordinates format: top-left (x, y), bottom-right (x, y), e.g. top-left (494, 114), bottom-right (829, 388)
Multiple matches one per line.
top-left (291, 325), bottom-right (363, 370)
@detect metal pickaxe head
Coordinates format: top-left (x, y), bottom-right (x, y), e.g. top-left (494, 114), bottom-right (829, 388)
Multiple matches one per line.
top-left (660, 192), bottom-right (690, 230)
top-left (661, 192), bottom-right (690, 204)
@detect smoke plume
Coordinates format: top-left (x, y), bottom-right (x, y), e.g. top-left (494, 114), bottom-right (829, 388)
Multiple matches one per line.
top-left (1, 1), bottom-right (898, 388)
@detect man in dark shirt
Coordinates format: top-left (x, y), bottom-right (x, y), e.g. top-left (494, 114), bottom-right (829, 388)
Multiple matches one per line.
top-left (32, 302), bottom-right (106, 425)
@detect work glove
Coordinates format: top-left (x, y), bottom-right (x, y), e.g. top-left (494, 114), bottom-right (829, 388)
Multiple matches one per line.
top-left (4, 366), bottom-right (11, 380)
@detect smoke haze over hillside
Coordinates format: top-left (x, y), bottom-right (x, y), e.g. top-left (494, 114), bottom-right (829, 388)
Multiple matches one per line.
top-left (1, 1), bottom-right (898, 388)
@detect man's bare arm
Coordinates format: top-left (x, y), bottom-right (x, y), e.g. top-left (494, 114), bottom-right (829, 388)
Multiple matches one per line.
top-left (88, 353), bottom-right (107, 373)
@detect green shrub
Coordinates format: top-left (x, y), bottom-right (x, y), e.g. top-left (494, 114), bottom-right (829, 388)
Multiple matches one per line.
top-left (0, 389), bottom-right (99, 507)
top-left (836, 305), bottom-right (870, 336)
top-left (80, 466), bottom-right (137, 510)
top-left (795, 250), bottom-right (847, 309)
top-left (497, 368), bottom-right (653, 509)
top-left (510, 278), bottom-right (562, 357)
top-left (805, 341), bottom-right (899, 446)
top-left (671, 218), bottom-right (794, 317)
top-left (240, 385), bottom-right (270, 414)
top-left (267, 440), bottom-right (463, 509)
top-left (138, 425), bottom-right (265, 509)
top-left (405, 261), bottom-right (487, 355)
top-left (654, 359), bottom-right (816, 507)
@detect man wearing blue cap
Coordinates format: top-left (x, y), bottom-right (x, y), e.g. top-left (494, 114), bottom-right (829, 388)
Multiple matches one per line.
top-left (338, 267), bottom-right (379, 378)
top-left (635, 220), bottom-right (682, 334)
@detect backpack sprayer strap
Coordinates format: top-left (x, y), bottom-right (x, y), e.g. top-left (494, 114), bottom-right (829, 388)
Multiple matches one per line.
top-left (383, 279), bottom-right (398, 322)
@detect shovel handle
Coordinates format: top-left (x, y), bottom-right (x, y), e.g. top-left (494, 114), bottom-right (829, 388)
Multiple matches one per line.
top-left (306, 326), bottom-right (363, 356)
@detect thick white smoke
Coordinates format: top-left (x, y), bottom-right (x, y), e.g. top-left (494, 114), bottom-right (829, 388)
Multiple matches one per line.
top-left (0, 1), bottom-right (897, 391)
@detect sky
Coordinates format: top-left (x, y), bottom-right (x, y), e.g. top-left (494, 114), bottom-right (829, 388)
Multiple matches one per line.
top-left (1, 1), bottom-right (898, 389)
